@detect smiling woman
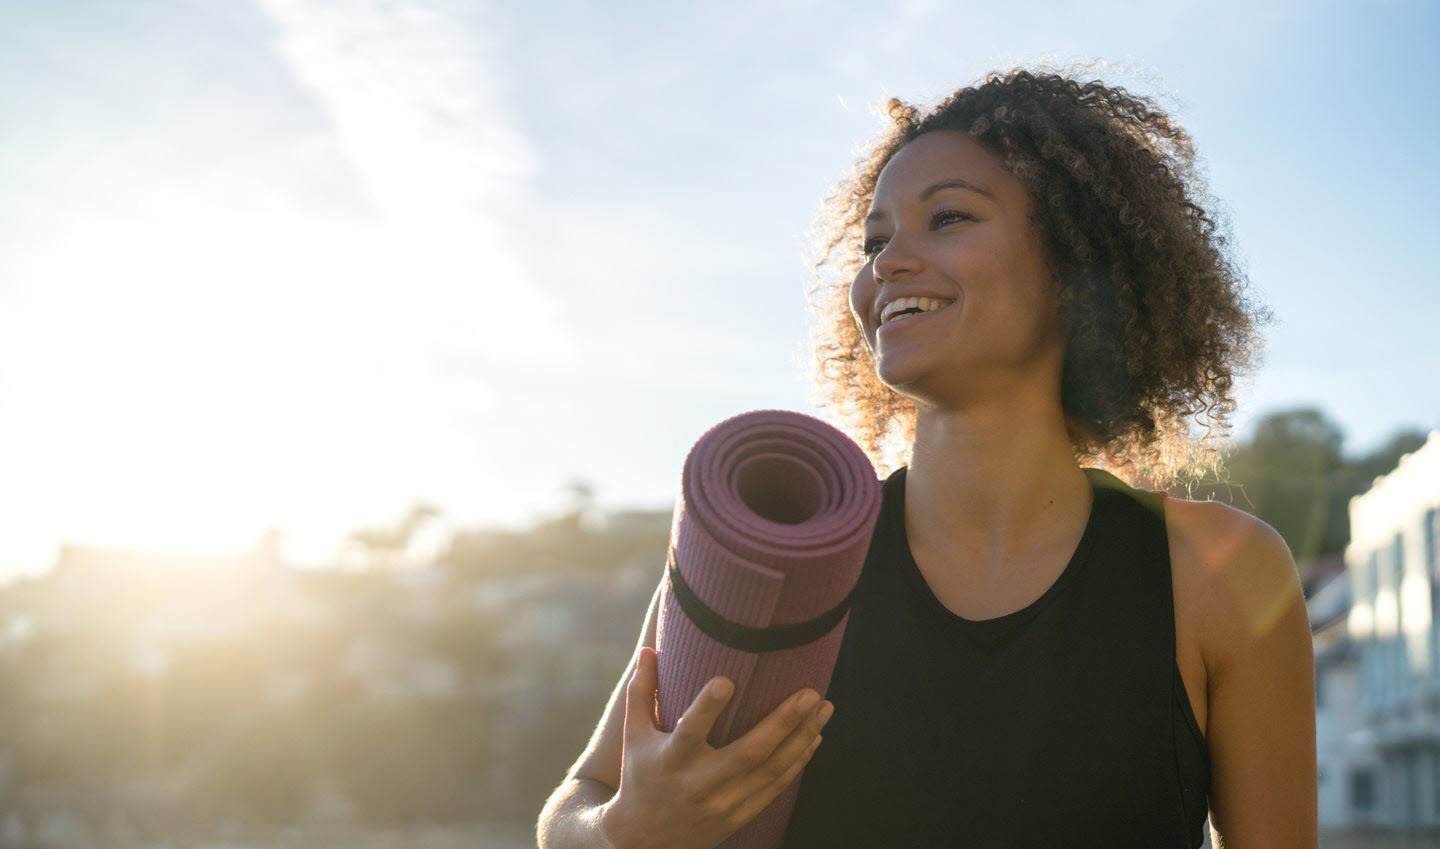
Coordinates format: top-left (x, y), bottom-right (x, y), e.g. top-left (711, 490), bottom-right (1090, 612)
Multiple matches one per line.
top-left (779, 66), bottom-right (1316, 849)
top-left (539, 65), bottom-right (1316, 849)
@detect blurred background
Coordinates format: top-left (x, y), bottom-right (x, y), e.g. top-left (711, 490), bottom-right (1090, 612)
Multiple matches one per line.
top-left (0, 0), bottom-right (1437, 847)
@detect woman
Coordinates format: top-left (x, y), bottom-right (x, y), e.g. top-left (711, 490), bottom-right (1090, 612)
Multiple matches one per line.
top-left (538, 67), bottom-right (1317, 849)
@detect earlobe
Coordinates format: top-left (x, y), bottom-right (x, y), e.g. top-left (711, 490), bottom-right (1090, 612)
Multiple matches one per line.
top-left (1052, 275), bottom-right (1072, 311)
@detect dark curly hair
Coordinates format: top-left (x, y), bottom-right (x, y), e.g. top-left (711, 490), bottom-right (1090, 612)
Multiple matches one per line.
top-left (803, 65), bottom-right (1269, 486)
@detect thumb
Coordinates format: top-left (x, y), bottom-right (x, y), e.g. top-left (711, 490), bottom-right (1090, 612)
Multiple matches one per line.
top-left (624, 646), bottom-right (661, 740)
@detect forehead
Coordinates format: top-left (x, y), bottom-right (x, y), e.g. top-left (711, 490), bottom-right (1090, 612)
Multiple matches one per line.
top-left (869, 130), bottom-right (1016, 210)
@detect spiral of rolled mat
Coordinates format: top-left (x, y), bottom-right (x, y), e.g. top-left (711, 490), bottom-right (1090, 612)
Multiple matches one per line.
top-left (653, 408), bottom-right (882, 849)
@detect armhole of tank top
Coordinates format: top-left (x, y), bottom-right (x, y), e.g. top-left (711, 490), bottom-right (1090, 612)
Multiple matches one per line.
top-left (1158, 486), bottom-right (1208, 759)
top-left (1172, 661), bottom-right (1211, 849)
top-left (1174, 662), bottom-right (1207, 752)
top-left (1158, 487), bottom-right (1211, 847)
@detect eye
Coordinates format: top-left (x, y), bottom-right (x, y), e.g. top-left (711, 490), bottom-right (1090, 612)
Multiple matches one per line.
top-left (931, 208), bottom-right (973, 227)
top-left (860, 210), bottom-right (972, 260)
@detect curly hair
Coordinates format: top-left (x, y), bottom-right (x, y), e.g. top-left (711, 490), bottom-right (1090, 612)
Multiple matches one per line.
top-left (803, 65), bottom-right (1269, 487)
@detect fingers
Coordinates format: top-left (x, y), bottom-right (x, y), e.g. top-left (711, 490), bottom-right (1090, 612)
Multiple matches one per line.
top-left (623, 646), bottom-right (661, 740)
top-left (671, 674), bottom-right (736, 752)
top-left (722, 695), bottom-right (832, 805)
top-left (703, 688), bottom-right (827, 787)
top-left (766, 698), bottom-right (832, 774)
top-left (728, 729), bottom-right (826, 827)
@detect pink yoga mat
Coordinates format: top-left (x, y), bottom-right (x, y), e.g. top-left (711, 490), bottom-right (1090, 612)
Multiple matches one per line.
top-left (654, 409), bottom-right (882, 849)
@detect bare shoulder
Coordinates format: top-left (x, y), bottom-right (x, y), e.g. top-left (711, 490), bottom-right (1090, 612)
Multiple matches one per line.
top-left (1158, 492), bottom-right (1305, 672)
top-left (1150, 492), bottom-right (1319, 845)
top-left (1161, 491), bottom-right (1293, 570)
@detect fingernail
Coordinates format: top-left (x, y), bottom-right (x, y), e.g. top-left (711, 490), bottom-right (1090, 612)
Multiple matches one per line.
top-left (711, 679), bottom-right (732, 699)
top-left (816, 702), bottom-right (835, 725)
top-left (797, 691), bottom-right (818, 712)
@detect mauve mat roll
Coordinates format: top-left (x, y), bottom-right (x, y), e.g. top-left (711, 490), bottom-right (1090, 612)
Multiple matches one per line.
top-left (654, 408), bottom-right (882, 849)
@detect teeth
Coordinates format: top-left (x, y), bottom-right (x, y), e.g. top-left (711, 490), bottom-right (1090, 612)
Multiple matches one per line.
top-left (881, 296), bottom-right (954, 325)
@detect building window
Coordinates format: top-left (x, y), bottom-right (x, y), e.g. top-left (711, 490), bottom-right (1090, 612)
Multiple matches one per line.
top-left (1428, 592), bottom-right (1440, 684)
top-left (1428, 754), bottom-right (1440, 823)
top-left (1394, 532), bottom-right (1406, 584)
top-left (1393, 639), bottom-right (1403, 701)
top-left (1351, 769), bottom-right (1376, 810)
top-left (1392, 537), bottom-right (1406, 701)
top-left (1396, 639), bottom-right (1405, 703)
top-left (1430, 511), bottom-right (1440, 689)
top-left (1426, 508), bottom-right (1438, 578)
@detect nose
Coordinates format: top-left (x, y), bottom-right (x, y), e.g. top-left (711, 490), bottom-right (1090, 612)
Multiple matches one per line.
top-left (871, 231), bottom-right (922, 283)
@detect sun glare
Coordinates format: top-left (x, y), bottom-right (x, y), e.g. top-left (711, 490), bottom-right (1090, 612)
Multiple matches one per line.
top-left (2, 188), bottom-right (451, 572)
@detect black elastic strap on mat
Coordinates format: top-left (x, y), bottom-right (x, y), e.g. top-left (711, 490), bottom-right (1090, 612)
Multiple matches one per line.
top-left (666, 545), bottom-right (855, 653)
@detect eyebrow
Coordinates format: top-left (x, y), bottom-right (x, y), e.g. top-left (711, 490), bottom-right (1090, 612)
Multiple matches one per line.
top-left (865, 178), bottom-right (995, 222)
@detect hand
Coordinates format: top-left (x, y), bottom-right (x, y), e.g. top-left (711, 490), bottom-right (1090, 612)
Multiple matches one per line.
top-left (597, 646), bottom-right (834, 849)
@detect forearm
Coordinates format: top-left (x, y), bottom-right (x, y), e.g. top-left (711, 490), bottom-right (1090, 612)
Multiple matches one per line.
top-left (537, 776), bottom-right (620, 849)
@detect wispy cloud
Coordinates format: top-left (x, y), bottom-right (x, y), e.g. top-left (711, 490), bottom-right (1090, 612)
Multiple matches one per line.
top-left (254, 0), bottom-right (572, 367)
top-left (256, 0), bottom-right (529, 217)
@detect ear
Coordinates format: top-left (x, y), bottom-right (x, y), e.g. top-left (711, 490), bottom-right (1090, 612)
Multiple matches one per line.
top-left (1050, 272), bottom-right (1076, 322)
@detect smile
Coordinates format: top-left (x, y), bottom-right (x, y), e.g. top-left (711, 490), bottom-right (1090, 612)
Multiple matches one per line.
top-left (877, 301), bottom-right (955, 337)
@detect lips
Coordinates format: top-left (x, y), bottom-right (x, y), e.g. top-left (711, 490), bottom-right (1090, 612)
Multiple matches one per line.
top-left (877, 301), bottom-right (955, 339)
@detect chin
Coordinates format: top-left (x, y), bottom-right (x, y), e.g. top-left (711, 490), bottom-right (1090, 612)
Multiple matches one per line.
top-left (875, 358), bottom-right (941, 396)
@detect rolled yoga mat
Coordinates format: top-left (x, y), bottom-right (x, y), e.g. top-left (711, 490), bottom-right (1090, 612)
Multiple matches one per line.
top-left (654, 408), bottom-right (882, 849)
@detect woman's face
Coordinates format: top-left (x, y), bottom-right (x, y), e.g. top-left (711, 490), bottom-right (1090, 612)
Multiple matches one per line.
top-left (849, 130), bottom-right (1064, 408)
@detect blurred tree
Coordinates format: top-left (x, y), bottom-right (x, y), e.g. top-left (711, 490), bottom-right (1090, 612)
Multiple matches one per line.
top-left (1187, 408), bottom-right (1430, 563)
top-left (564, 478), bottom-right (596, 519)
top-left (345, 502), bottom-right (442, 570)
top-left (1235, 408), bottom-right (1347, 561)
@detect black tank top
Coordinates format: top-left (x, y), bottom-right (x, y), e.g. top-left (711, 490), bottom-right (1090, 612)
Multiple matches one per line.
top-left (782, 465), bottom-right (1210, 849)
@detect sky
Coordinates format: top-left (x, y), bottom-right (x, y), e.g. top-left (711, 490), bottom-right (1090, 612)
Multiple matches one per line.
top-left (0, 0), bottom-right (1436, 583)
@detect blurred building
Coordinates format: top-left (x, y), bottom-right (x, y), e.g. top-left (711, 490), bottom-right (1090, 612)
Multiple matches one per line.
top-left (1345, 430), bottom-right (1440, 830)
top-left (1311, 568), bottom-right (1367, 830)
top-left (0, 498), bottom-right (676, 838)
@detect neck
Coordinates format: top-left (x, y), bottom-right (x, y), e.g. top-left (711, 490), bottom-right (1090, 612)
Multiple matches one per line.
top-left (905, 390), bottom-right (1090, 568)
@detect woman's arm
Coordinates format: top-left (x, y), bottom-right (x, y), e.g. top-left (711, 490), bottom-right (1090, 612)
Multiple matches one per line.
top-left (538, 776), bottom-right (622, 849)
top-left (537, 574), bottom-right (664, 849)
top-left (1173, 500), bottom-right (1318, 849)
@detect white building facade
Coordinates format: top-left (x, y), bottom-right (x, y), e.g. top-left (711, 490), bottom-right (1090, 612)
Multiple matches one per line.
top-left (1347, 431), bottom-right (1440, 830)
top-left (1312, 571), bottom-right (1365, 830)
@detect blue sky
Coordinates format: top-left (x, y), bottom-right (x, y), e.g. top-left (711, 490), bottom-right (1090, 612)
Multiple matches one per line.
top-left (0, 0), bottom-right (1436, 581)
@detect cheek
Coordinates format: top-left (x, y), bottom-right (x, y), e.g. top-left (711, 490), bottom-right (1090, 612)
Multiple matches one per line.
top-left (849, 271), bottom-right (876, 327)
top-left (979, 248), bottom-right (1056, 325)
